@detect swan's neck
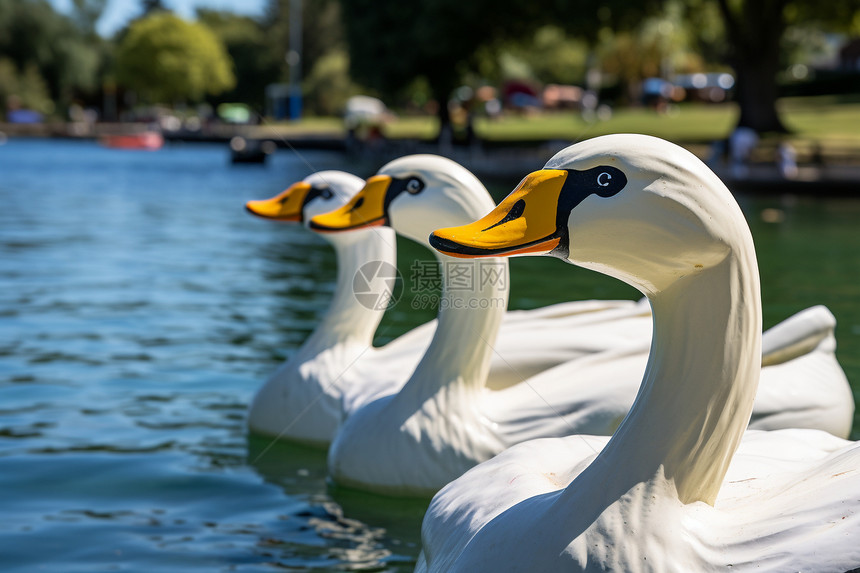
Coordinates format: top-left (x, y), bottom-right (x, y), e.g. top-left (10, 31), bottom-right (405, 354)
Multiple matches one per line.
top-left (572, 250), bottom-right (761, 506)
top-left (400, 252), bottom-right (510, 402)
top-left (300, 228), bottom-right (397, 354)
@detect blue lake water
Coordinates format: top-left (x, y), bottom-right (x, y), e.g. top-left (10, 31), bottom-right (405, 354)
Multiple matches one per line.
top-left (1, 138), bottom-right (859, 572)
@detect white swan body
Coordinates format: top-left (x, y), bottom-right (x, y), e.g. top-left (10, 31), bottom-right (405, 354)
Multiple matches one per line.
top-left (245, 171), bottom-right (648, 446)
top-left (311, 154), bottom-right (853, 496)
top-left (416, 428), bottom-right (858, 572)
top-left (419, 134), bottom-right (860, 571)
top-left (490, 303), bottom-right (853, 440)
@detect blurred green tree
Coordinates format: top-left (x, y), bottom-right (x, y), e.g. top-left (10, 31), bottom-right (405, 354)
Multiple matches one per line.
top-left (196, 9), bottom-right (280, 111)
top-left (302, 48), bottom-right (363, 115)
top-left (0, 0), bottom-right (104, 113)
top-left (472, 26), bottom-right (590, 90)
top-left (0, 58), bottom-right (54, 118)
top-left (115, 12), bottom-right (236, 104)
top-left (70, 0), bottom-right (107, 36)
top-left (263, 0), bottom-right (358, 116)
top-left (466, 4), bottom-right (699, 107)
top-left (343, 0), bottom-right (858, 135)
top-left (515, 26), bottom-right (590, 86)
top-left (595, 3), bottom-right (706, 104)
top-left (264, 0), bottom-right (345, 80)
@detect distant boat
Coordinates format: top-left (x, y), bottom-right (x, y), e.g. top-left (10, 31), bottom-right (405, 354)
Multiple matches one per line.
top-left (229, 136), bottom-right (276, 164)
top-left (99, 131), bottom-right (164, 150)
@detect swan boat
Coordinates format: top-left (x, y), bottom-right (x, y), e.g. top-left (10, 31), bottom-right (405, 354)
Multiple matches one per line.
top-left (417, 134), bottom-right (860, 571)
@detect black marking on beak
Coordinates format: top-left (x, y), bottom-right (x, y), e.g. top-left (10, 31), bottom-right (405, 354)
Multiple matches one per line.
top-left (482, 199), bottom-right (526, 232)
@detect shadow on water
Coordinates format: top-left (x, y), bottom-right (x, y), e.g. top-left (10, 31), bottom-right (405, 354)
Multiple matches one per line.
top-left (246, 434), bottom-right (330, 497)
top-left (328, 486), bottom-right (429, 553)
top-left (246, 434), bottom-right (424, 571)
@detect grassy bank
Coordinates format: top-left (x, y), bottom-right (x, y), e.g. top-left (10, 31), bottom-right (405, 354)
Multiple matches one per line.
top-left (33, 95), bottom-right (836, 146)
top-left (381, 96), bottom-right (860, 146)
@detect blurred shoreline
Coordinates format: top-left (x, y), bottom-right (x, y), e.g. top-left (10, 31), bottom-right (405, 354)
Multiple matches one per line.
top-left (0, 121), bottom-right (346, 149)
top-left (3, 121), bottom-right (860, 194)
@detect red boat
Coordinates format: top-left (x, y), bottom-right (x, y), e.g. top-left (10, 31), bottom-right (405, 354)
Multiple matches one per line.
top-left (99, 131), bottom-right (164, 150)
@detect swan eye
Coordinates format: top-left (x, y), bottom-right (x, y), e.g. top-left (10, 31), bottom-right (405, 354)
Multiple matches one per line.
top-left (320, 188), bottom-right (333, 200)
top-left (406, 177), bottom-right (424, 194)
top-left (562, 166), bottom-right (628, 201)
top-left (590, 166), bottom-right (627, 197)
top-left (597, 172), bottom-right (612, 187)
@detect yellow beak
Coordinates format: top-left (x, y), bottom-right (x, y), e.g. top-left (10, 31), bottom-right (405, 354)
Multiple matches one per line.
top-left (310, 175), bottom-right (391, 233)
top-left (430, 169), bottom-right (568, 258)
top-left (245, 182), bottom-right (312, 222)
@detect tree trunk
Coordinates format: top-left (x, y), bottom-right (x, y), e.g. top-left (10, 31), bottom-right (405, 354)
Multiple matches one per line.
top-left (433, 81), bottom-right (453, 146)
top-left (716, 0), bottom-right (789, 133)
top-left (732, 51), bottom-right (787, 133)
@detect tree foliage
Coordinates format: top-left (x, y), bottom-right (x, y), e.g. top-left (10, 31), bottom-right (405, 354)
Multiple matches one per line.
top-left (197, 9), bottom-right (279, 110)
top-left (70, 0), bottom-right (107, 36)
top-left (262, 0), bottom-right (356, 115)
top-left (3, 0), bottom-right (859, 132)
top-left (516, 27), bottom-right (590, 86)
top-left (116, 12), bottom-right (235, 103)
top-left (0, 58), bottom-right (53, 117)
top-left (343, 0), bottom-right (859, 134)
top-left (341, 0), bottom-right (670, 129)
top-left (596, 3), bottom-right (707, 103)
top-left (342, 0), bottom-right (547, 127)
top-left (0, 0), bottom-right (104, 108)
top-left (303, 48), bottom-right (362, 115)
top-left (264, 0), bottom-right (346, 82)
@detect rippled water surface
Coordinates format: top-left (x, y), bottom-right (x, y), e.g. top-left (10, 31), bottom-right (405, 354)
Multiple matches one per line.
top-left (1, 138), bottom-right (859, 572)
